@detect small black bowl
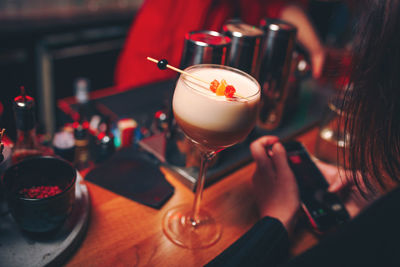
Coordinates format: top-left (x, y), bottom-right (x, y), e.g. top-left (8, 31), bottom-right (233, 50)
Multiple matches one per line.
top-left (2, 156), bottom-right (76, 233)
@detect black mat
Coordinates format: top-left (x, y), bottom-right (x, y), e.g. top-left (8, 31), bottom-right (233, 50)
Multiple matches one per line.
top-left (85, 148), bottom-right (174, 209)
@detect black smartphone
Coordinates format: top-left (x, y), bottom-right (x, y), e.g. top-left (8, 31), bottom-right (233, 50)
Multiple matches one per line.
top-left (282, 141), bottom-right (349, 233)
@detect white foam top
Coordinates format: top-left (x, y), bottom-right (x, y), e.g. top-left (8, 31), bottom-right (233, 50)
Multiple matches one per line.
top-left (173, 66), bottom-right (260, 132)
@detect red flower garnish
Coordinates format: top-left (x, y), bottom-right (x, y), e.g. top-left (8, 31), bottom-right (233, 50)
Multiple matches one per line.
top-left (210, 79), bottom-right (219, 93)
top-left (210, 79), bottom-right (236, 98)
top-left (224, 85), bottom-right (236, 98)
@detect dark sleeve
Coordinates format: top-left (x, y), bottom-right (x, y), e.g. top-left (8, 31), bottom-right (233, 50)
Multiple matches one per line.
top-left (206, 217), bottom-right (290, 267)
top-left (282, 187), bottom-right (400, 267)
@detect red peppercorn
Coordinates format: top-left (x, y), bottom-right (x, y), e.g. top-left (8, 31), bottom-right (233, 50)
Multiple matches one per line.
top-left (19, 185), bottom-right (63, 199)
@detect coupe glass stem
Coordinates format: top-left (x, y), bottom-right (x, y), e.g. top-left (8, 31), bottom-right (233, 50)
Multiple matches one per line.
top-left (190, 150), bottom-right (216, 226)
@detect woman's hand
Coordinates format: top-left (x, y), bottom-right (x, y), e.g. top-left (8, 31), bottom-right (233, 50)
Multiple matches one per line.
top-left (250, 136), bottom-right (300, 234)
top-left (314, 159), bottom-right (373, 218)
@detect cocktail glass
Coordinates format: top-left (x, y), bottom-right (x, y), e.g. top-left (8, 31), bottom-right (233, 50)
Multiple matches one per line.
top-left (162, 64), bottom-right (261, 248)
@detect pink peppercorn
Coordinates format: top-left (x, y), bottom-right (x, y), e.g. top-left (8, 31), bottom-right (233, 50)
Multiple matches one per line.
top-left (19, 185), bottom-right (63, 199)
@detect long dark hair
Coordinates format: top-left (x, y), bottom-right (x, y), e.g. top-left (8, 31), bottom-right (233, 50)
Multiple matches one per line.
top-left (344, 0), bottom-right (400, 196)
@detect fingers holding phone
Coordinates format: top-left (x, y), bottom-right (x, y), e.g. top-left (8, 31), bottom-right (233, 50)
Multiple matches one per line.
top-left (283, 141), bottom-right (350, 233)
top-left (250, 136), bottom-right (301, 234)
top-left (314, 159), bottom-right (375, 218)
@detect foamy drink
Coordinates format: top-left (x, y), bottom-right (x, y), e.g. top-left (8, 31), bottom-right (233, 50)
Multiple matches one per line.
top-left (173, 65), bottom-right (260, 151)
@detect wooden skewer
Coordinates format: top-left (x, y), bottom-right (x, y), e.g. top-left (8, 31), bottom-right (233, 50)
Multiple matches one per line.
top-left (147, 57), bottom-right (209, 85)
top-left (146, 57), bottom-right (248, 100)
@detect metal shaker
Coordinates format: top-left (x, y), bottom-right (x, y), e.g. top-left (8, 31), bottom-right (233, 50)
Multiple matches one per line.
top-left (222, 19), bottom-right (264, 78)
top-left (166, 31), bottom-right (231, 168)
top-left (258, 18), bottom-right (297, 130)
top-left (180, 30), bottom-right (231, 68)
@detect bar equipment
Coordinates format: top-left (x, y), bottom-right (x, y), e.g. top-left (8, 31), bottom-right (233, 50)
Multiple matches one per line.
top-left (12, 87), bottom-right (53, 164)
top-left (180, 30), bottom-right (231, 68)
top-left (95, 121), bottom-right (115, 163)
top-left (222, 19), bottom-right (264, 78)
top-left (73, 121), bottom-right (90, 171)
top-left (258, 18), bottom-right (297, 130)
top-left (166, 31), bottom-right (231, 167)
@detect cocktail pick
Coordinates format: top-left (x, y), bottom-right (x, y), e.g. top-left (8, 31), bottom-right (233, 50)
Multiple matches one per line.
top-left (146, 57), bottom-right (247, 99)
top-left (147, 57), bottom-right (209, 85)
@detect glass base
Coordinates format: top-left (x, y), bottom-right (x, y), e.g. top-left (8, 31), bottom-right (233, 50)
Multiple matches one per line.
top-left (162, 205), bottom-right (222, 249)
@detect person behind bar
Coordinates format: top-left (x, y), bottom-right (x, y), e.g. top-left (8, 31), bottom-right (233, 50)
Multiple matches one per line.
top-left (207, 0), bottom-right (400, 266)
top-left (114, 0), bottom-right (324, 90)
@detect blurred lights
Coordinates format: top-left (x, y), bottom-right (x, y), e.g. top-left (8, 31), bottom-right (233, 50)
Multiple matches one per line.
top-left (321, 129), bottom-right (333, 140)
top-left (269, 24), bottom-right (279, 31)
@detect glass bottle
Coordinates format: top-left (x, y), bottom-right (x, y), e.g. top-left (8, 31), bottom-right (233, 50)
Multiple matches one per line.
top-left (11, 87), bottom-right (52, 164)
top-left (314, 91), bottom-right (351, 166)
top-left (73, 121), bottom-right (91, 170)
top-left (74, 77), bottom-right (96, 124)
top-left (95, 121), bottom-right (115, 163)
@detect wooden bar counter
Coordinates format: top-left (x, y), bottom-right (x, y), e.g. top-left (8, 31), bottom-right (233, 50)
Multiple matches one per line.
top-left (65, 127), bottom-right (320, 266)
